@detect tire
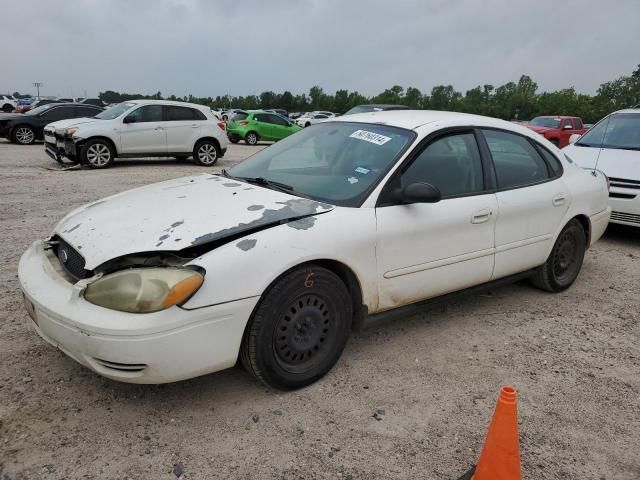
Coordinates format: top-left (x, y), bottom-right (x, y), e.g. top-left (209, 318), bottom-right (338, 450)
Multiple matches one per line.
top-left (304, 122), bottom-right (311, 128)
top-left (2, 104), bottom-right (13, 113)
top-left (240, 265), bottom-right (352, 390)
top-left (81, 139), bottom-right (115, 168)
top-left (193, 139), bottom-right (219, 166)
top-left (174, 155), bottom-right (190, 161)
top-left (530, 219), bottom-right (586, 292)
top-left (549, 139), bottom-right (559, 147)
top-left (229, 137), bottom-right (240, 144)
top-left (244, 131), bottom-right (258, 145)
top-left (11, 125), bottom-right (36, 145)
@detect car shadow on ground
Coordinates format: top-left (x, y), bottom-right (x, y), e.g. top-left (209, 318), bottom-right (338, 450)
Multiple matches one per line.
top-left (601, 224), bottom-right (639, 246)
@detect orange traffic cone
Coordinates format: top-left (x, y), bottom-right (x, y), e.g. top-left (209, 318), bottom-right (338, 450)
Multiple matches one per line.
top-left (470, 386), bottom-right (522, 480)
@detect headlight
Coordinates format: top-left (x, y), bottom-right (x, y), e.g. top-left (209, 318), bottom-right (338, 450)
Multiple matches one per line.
top-left (66, 127), bottom-right (78, 136)
top-left (84, 267), bottom-right (204, 313)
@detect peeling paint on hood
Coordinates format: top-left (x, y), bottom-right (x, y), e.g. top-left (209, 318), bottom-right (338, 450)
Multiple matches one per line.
top-left (54, 174), bottom-right (334, 269)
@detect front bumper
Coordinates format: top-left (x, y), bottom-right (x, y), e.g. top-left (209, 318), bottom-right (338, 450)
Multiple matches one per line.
top-left (608, 191), bottom-right (640, 227)
top-left (44, 131), bottom-right (77, 163)
top-left (18, 240), bottom-right (259, 383)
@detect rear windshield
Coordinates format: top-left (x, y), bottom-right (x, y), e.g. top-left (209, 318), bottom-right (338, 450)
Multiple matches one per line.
top-left (576, 113), bottom-right (640, 150)
top-left (231, 112), bottom-right (248, 121)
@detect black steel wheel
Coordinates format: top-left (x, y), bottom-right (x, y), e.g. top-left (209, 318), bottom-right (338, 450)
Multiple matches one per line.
top-left (240, 265), bottom-right (352, 390)
top-left (531, 219), bottom-right (586, 292)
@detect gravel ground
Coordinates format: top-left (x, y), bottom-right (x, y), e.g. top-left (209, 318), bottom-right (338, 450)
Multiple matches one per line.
top-left (0, 140), bottom-right (638, 480)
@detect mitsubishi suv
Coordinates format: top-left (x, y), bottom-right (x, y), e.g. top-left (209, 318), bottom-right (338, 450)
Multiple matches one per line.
top-left (44, 100), bottom-right (228, 168)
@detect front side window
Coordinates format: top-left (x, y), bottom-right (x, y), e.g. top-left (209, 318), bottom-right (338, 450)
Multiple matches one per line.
top-left (483, 129), bottom-right (550, 189)
top-left (229, 122), bottom-right (415, 206)
top-left (125, 105), bottom-right (162, 123)
top-left (400, 133), bottom-right (484, 197)
top-left (576, 113), bottom-right (640, 150)
top-left (268, 114), bottom-right (289, 126)
top-left (41, 106), bottom-right (76, 120)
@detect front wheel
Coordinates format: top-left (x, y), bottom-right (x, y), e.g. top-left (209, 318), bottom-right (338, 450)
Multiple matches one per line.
top-left (245, 132), bottom-right (258, 145)
top-left (12, 126), bottom-right (36, 145)
top-left (530, 219), bottom-right (586, 292)
top-left (2, 104), bottom-right (13, 113)
top-left (193, 139), bottom-right (219, 166)
top-left (81, 139), bottom-right (115, 168)
top-left (240, 265), bottom-right (352, 390)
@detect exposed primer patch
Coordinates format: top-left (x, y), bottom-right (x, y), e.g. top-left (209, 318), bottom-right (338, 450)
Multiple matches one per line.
top-left (190, 198), bottom-right (332, 247)
top-left (65, 223), bottom-right (81, 233)
top-left (177, 195), bottom-right (187, 198)
top-left (223, 182), bottom-right (241, 187)
top-left (247, 205), bottom-right (264, 211)
top-left (288, 217), bottom-right (317, 230)
top-left (85, 200), bottom-right (106, 209)
top-left (171, 220), bottom-right (184, 228)
top-left (158, 234), bottom-right (170, 241)
top-left (174, 238), bottom-right (182, 242)
top-left (243, 187), bottom-right (254, 190)
top-left (236, 239), bottom-right (257, 251)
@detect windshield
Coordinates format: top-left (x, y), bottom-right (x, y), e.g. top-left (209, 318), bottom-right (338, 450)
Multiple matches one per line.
top-left (529, 117), bottom-right (561, 128)
top-left (229, 122), bottom-right (415, 206)
top-left (26, 105), bottom-right (57, 116)
top-left (94, 102), bottom-right (136, 120)
top-left (576, 113), bottom-right (640, 150)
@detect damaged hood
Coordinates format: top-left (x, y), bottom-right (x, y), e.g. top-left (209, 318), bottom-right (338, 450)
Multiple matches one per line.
top-left (45, 117), bottom-right (101, 131)
top-left (54, 174), bottom-right (334, 269)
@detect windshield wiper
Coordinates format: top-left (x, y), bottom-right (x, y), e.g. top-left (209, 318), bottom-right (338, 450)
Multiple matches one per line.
top-left (220, 170), bottom-right (311, 198)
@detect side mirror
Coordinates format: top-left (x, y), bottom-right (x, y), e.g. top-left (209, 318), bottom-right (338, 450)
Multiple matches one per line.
top-left (123, 115), bottom-right (136, 124)
top-left (563, 124), bottom-right (572, 130)
top-left (393, 182), bottom-right (442, 204)
top-left (569, 133), bottom-right (582, 145)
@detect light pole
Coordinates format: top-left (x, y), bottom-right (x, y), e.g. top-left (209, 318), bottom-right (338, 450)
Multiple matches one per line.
top-left (33, 82), bottom-right (43, 100)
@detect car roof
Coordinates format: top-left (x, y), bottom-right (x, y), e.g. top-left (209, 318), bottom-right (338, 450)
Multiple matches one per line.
top-left (611, 108), bottom-right (640, 114)
top-left (127, 99), bottom-right (211, 111)
top-left (533, 115), bottom-right (576, 119)
top-left (330, 109), bottom-right (527, 132)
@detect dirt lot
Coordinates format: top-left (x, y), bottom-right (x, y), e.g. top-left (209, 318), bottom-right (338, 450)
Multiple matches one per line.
top-left (0, 139), bottom-right (638, 480)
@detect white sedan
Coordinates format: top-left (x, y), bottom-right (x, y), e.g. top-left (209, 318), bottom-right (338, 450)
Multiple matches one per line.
top-left (18, 111), bottom-right (610, 389)
top-left (296, 112), bottom-right (334, 128)
top-left (563, 108), bottom-right (640, 227)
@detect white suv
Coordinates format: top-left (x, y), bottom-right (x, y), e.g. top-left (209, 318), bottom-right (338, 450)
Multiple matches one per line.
top-left (44, 100), bottom-right (228, 168)
top-left (1, 95), bottom-right (18, 112)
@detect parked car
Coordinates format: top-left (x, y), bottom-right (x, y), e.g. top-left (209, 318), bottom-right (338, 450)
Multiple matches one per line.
top-left (14, 99), bottom-right (59, 114)
top-left (525, 116), bottom-right (588, 148)
top-left (265, 108), bottom-right (289, 118)
top-left (221, 109), bottom-right (242, 121)
top-left (226, 110), bottom-right (301, 145)
top-left (43, 100), bottom-right (228, 168)
top-left (0, 103), bottom-right (103, 145)
top-left (296, 112), bottom-right (331, 127)
top-left (563, 108), bottom-right (640, 227)
top-left (56, 98), bottom-right (75, 103)
top-left (343, 104), bottom-right (410, 115)
top-left (1, 95), bottom-right (17, 113)
top-left (18, 110), bottom-right (610, 389)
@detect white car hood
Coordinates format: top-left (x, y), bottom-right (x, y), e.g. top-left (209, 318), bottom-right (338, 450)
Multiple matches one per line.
top-left (564, 144), bottom-right (640, 181)
top-left (45, 117), bottom-right (102, 131)
top-left (54, 174), bottom-right (334, 270)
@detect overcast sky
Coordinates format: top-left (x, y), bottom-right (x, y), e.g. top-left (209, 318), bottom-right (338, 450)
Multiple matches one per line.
top-left (1, 0), bottom-right (638, 99)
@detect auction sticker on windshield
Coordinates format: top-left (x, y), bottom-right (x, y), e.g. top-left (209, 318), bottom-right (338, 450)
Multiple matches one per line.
top-left (349, 130), bottom-right (392, 146)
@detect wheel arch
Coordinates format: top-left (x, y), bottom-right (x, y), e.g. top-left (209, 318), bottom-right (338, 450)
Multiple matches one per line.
top-left (572, 214), bottom-right (591, 248)
top-left (78, 135), bottom-right (119, 155)
top-left (245, 130), bottom-right (259, 140)
top-left (194, 136), bottom-right (221, 152)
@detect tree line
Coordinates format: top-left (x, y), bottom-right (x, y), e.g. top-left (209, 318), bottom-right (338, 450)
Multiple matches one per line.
top-left (11, 65), bottom-right (640, 123)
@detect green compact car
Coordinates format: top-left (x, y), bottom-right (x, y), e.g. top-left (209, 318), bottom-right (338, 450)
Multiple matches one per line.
top-left (227, 110), bottom-right (301, 145)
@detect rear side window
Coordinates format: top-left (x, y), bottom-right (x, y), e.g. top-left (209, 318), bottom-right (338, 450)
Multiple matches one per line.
top-left (482, 129), bottom-right (550, 189)
top-left (254, 113), bottom-right (270, 123)
top-left (573, 118), bottom-right (583, 129)
top-left (76, 106), bottom-right (101, 117)
top-left (537, 146), bottom-right (563, 176)
top-left (401, 132), bottom-right (485, 197)
top-left (164, 106), bottom-right (197, 121)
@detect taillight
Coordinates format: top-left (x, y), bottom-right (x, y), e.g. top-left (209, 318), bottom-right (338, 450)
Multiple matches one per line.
top-left (239, 121), bottom-right (249, 126)
top-left (217, 121), bottom-right (226, 131)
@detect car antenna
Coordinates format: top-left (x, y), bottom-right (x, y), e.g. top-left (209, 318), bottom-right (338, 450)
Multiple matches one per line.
top-left (592, 113), bottom-right (612, 177)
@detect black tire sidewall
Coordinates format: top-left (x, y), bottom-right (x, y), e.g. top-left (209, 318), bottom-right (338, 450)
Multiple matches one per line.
top-left (547, 220), bottom-right (586, 290)
top-left (193, 140), bottom-right (219, 166)
top-left (244, 266), bottom-right (352, 389)
top-left (81, 139), bottom-right (114, 168)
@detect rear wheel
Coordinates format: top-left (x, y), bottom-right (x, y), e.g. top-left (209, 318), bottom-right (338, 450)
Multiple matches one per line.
top-left (2, 104), bottom-right (13, 113)
top-left (530, 219), bottom-right (586, 292)
top-left (193, 139), bottom-right (219, 166)
top-left (245, 132), bottom-right (258, 145)
top-left (12, 126), bottom-right (35, 145)
top-left (81, 139), bottom-right (115, 168)
top-left (240, 265), bottom-right (352, 390)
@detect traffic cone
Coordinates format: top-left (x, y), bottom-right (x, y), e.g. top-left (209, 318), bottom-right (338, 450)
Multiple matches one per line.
top-left (471, 386), bottom-right (521, 480)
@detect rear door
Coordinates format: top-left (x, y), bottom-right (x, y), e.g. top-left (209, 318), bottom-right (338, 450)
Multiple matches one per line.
top-left (119, 104), bottom-right (166, 154)
top-left (481, 129), bottom-right (569, 279)
top-left (164, 105), bottom-right (203, 153)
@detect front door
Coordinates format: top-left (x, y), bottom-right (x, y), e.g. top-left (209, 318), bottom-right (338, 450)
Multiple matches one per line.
top-left (375, 131), bottom-right (497, 311)
top-left (119, 105), bottom-right (166, 154)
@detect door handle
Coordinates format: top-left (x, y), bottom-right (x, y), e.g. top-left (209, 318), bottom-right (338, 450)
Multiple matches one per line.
top-left (552, 194), bottom-right (567, 207)
top-left (471, 209), bottom-right (492, 224)
top-left (154, 126), bottom-right (164, 131)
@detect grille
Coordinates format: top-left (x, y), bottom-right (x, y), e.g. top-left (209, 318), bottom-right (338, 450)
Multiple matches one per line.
top-left (609, 192), bottom-right (636, 199)
top-left (55, 238), bottom-right (92, 280)
top-left (93, 358), bottom-right (147, 373)
top-left (609, 177), bottom-right (640, 190)
top-left (610, 211), bottom-right (640, 225)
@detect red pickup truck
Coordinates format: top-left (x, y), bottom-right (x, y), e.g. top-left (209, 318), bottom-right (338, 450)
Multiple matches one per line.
top-left (525, 116), bottom-right (588, 148)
